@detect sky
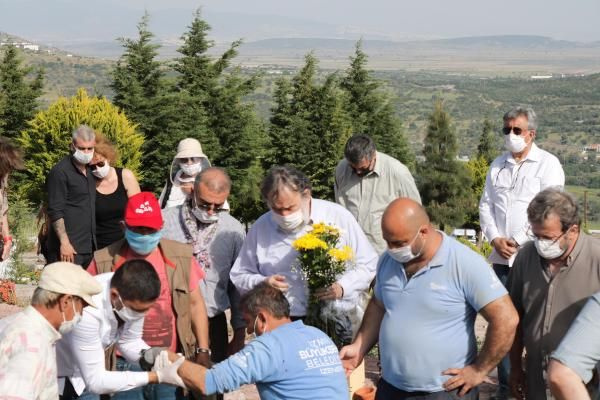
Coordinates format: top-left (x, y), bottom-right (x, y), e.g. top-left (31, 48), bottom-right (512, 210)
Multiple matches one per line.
top-left (1, 0), bottom-right (599, 42)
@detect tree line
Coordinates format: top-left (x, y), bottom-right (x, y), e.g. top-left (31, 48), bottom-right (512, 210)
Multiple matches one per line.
top-left (0, 11), bottom-right (499, 231)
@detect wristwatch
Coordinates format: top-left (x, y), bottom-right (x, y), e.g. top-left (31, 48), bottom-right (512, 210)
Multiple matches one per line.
top-left (195, 347), bottom-right (211, 356)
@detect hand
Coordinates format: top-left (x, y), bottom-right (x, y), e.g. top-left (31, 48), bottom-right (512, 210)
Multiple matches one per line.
top-left (509, 368), bottom-right (527, 400)
top-left (265, 274), bottom-right (289, 292)
top-left (339, 343), bottom-right (363, 378)
top-left (314, 282), bottom-right (344, 301)
top-left (195, 351), bottom-right (212, 368)
top-left (1, 237), bottom-right (11, 261)
top-left (227, 328), bottom-right (246, 356)
top-left (140, 347), bottom-right (168, 371)
top-left (442, 365), bottom-right (487, 396)
top-left (60, 240), bottom-right (77, 263)
top-left (491, 237), bottom-right (518, 259)
top-left (180, 183), bottom-right (194, 195)
top-left (154, 351), bottom-right (186, 388)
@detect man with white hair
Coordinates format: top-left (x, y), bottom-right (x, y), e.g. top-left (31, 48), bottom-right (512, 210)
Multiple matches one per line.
top-left (46, 125), bottom-right (98, 268)
top-left (0, 262), bottom-right (102, 399)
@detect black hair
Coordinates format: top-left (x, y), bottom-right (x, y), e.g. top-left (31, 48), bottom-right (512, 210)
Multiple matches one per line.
top-left (344, 134), bottom-right (376, 164)
top-left (110, 259), bottom-right (161, 302)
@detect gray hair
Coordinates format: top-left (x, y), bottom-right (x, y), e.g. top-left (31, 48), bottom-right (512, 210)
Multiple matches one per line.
top-left (194, 167), bottom-right (231, 194)
top-left (527, 188), bottom-right (581, 231)
top-left (241, 282), bottom-right (290, 319)
top-left (344, 134), bottom-right (377, 165)
top-left (260, 165), bottom-right (312, 205)
top-left (31, 287), bottom-right (64, 308)
top-left (503, 107), bottom-right (538, 131)
top-left (72, 125), bottom-right (96, 142)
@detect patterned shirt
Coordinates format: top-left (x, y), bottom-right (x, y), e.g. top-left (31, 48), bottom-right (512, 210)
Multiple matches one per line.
top-left (0, 306), bottom-right (62, 400)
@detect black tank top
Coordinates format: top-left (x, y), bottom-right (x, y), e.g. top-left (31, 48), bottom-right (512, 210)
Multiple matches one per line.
top-left (95, 168), bottom-right (129, 249)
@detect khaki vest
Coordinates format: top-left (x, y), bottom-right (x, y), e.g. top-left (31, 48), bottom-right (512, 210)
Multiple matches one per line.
top-left (94, 238), bottom-right (197, 360)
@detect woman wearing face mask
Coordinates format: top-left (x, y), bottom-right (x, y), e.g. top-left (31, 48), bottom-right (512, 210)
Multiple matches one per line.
top-left (230, 165), bottom-right (379, 328)
top-left (159, 138), bottom-right (212, 209)
top-left (90, 135), bottom-right (141, 250)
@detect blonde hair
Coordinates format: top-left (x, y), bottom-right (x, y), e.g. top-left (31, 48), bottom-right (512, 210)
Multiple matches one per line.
top-left (93, 133), bottom-right (118, 164)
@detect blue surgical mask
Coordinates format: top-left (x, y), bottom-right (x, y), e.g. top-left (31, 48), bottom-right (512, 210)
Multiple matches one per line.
top-left (125, 228), bottom-right (162, 255)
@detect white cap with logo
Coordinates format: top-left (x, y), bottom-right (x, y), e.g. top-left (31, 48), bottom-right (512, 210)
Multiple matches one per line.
top-left (38, 262), bottom-right (102, 308)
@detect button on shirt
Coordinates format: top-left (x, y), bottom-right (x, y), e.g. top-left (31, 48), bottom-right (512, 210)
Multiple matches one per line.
top-left (374, 233), bottom-right (507, 392)
top-left (46, 155), bottom-right (97, 253)
top-left (508, 233), bottom-right (600, 400)
top-left (56, 272), bottom-right (150, 396)
top-left (479, 143), bottom-right (564, 266)
top-left (230, 198), bottom-right (379, 317)
top-left (0, 306), bottom-right (62, 400)
top-left (335, 151), bottom-right (421, 254)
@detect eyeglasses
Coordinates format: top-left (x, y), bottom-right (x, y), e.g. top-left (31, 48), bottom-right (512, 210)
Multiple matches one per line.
top-left (89, 161), bottom-right (106, 170)
top-left (493, 161), bottom-right (525, 191)
top-left (195, 197), bottom-right (227, 213)
top-left (527, 226), bottom-right (571, 243)
top-left (502, 126), bottom-right (526, 135)
top-left (179, 157), bottom-right (201, 163)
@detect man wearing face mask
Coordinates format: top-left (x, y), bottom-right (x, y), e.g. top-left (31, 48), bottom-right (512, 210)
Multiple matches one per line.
top-left (230, 165), bottom-right (378, 325)
top-left (86, 192), bottom-right (210, 400)
top-left (335, 134), bottom-right (421, 254)
top-left (151, 282), bottom-right (349, 399)
top-left (0, 262), bottom-right (102, 399)
top-left (479, 107), bottom-right (564, 398)
top-left (162, 167), bottom-right (247, 397)
top-left (340, 198), bottom-right (518, 399)
top-left (507, 188), bottom-right (600, 400)
top-left (46, 125), bottom-right (99, 268)
top-left (56, 259), bottom-right (179, 399)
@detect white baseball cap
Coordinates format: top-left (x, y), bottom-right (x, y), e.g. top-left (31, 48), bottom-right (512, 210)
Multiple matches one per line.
top-left (38, 262), bottom-right (102, 307)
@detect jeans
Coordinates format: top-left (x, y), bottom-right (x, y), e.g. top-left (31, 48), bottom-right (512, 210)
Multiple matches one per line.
top-left (111, 357), bottom-right (186, 400)
top-left (492, 264), bottom-right (511, 394)
top-left (375, 379), bottom-right (479, 399)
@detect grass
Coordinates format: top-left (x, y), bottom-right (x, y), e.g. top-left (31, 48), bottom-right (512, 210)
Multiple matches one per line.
top-left (566, 185), bottom-right (600, 230)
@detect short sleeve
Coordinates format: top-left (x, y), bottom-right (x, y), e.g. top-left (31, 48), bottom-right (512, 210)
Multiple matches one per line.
top-left (189, 258), bottom-right (204, 291)
top-left (460, 251), bottom-right (507, 312)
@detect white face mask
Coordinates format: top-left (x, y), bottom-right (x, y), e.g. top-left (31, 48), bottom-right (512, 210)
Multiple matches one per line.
top-left (387, 227), bottom-right (425, 264)
top-left (535, 237), bottom-right (567, 260)
top-left (250, 314), bottom-right (267, 340)
top-left (92, 162), bottom-right (110, 179)
top-left (73, 148), bottom-right (94, 165)
top-left (180, 162), bottom-right (202, 177)
top-left (192, 207), bottom-right (219, 224)
top-left (271, 208), bottom-right (307, 232)
top-left (505, 133), bottom-right (527, 153)
top-left (59, 300), bottom-right (82, 334)
top-left (113, 293), bottom-right (147, 323)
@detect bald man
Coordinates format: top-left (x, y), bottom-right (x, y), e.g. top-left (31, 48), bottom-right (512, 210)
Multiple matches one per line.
top-left (340, 198), bottom-right (519, 399)
top-left (162, 167), bottom-right (246, 398)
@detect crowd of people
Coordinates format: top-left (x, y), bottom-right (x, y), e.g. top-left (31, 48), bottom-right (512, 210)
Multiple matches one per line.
top-left (0, 105), bottom-right (599, 400)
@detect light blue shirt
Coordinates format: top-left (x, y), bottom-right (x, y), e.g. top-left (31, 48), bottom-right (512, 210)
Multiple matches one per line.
top-left (230, 198), bottom-right (378, 317)
top-left (374, 233), bottom-right (507, 392)
top-left (205, 320), bottom-right (348, 399)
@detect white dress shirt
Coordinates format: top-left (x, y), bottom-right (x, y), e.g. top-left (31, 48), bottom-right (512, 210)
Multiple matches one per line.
top-left (479, 143), bottom-right (565, 266)
top-left (56, 272), bottom-right (150, 396)
top-left (0, 306), bottom-right (62, 400)
top-left (230, 198), bottom-right (379, 317)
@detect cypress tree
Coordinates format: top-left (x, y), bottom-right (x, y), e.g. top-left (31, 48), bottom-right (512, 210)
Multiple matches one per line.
top-left (477, 118), bottom-right (498, 164)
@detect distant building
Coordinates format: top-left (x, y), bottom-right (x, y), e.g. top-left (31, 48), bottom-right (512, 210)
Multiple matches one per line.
top-left (531, 75), bottom-right (552, 79)
top-left (23, 44), bottom-right (39, 51)
top-left (583, 144), bottom-right (600, 153)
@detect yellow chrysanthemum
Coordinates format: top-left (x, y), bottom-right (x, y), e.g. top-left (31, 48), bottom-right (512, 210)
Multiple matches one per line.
top-left (328, 245), bottom-right (354, 262)
top-left (292, 234), bottom-right (328, 251)
top-left (311, 222), bottom-right (339, 236)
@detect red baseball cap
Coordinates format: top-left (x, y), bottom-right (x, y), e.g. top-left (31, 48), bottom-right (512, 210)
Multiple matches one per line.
top-left (124, 192), bottom-right (163, 230)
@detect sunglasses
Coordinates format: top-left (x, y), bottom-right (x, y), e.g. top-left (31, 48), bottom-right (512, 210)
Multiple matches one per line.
top-left (502, 127), bottom-right (526, 135)
top-left (195, 197), bottom-right (227, 213)
top-left (90, 161), bottom-right (106, 170)
top-left (179, 157), bottom-right (201, 163)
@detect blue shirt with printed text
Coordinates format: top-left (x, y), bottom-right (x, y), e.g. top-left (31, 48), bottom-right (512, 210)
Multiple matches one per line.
top-left (374, 233), bottom-right (507, 392)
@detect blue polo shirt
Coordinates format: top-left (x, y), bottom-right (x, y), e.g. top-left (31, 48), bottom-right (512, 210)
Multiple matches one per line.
top-left (374, 232), bottom-right (506, 392)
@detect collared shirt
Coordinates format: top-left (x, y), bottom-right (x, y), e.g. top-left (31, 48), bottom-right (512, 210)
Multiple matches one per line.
top-left (46, 155), bottom-right (97, 254)
top-left (56, 272), bottom-right (149, 396)
top-left (0, 306), bottom-right (62, 400)
top-left (374, 233), bottom-right (507, 392)
top-left (230, 198), bottom-right (379, 317)
top-left (479, 143), bottom-right (564, 266)
top-left (162, 205), bottom-right (246, 329)
top-left (205, 320), bottom-right (348, 399)
top-left (335, 151), bottom-right (421, 254)
top-left (508, 233), bottom-right (600, 400)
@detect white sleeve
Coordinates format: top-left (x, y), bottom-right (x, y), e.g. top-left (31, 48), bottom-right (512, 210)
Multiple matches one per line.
top-left (479, 168), bottom-right (500, 242)
top-left (336, 218), bottom-right (379, 298)
top-left (69, 311), bottom-right (148, 394)
top-left (229, 224), bottom-right (267, 294)
top-left (116, 318), bottom-right (150, 363)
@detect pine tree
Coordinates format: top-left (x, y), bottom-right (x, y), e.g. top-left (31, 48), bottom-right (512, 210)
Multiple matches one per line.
top-left (477, 118), bottom-right (498, 164)
top-left (340, 41), bottom-right (414, 169)
top-left (417, 100), bottom-right (473, 230)
top-left (0, 46), bottom-right (44, 139)
top-left (269, 53), bottom-right (352, 200)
